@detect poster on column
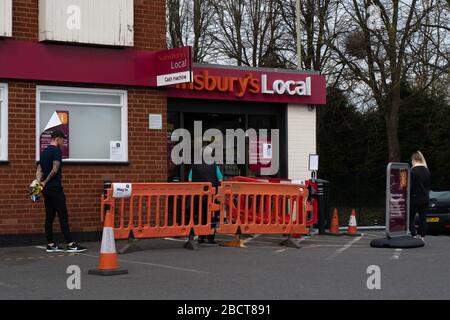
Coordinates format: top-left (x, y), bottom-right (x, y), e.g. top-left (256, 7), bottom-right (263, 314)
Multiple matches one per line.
top-left (40, 111), bottom-right (69, 159)
top-left (386, 162), bottom-right (410, 237)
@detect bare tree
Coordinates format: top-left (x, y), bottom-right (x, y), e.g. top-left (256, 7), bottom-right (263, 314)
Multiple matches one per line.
top-left (210, 0), bottom-right (286, 67)
top-left (166, 0), bottom-right (448, 162)
top-left (166, 0), bottom-right (216, 62)
top-left (209, 0), bottom-right (245, 65)
top-left (325, 0), bottom-right (448, 162)
top-left (275, 0), bottom-right (352, 94)
top-left (407, 0), bottom-right (450, 96)
top-left (167, 0), bottom-right (186, 49)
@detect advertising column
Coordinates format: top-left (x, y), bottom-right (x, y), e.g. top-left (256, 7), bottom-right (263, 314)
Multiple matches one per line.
top-left (386, 163), bottom-right (411, 238)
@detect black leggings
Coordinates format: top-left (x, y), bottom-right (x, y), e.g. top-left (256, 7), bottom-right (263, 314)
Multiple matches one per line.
top-left (43, 187), bottom-right (73, 244)
top-left (410, 204), bottom-right (428, 237)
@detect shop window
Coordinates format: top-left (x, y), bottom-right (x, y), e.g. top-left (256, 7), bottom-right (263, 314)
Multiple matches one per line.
top-left (0, 83), bottom-right (7, 161)
top-left (36, 86), bottom-right (128, 162)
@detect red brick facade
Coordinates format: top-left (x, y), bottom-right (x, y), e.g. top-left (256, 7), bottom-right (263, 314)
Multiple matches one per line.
top-left (0, 0), bottom-right (168, 236)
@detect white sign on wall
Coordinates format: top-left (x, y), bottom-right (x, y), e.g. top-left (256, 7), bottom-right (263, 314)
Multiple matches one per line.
top-left (110, 141), bottom-right (123, 161)
top-left (39, 0), bottom-right (134, 46)
top-left (0, 0), bottom-right (12, 37)
top-left (112, 183), bottom-right (132, 198)
top-left (149, 114), bottom-right (163, 130)
top-left (309, 154), bottom-right (319, 171)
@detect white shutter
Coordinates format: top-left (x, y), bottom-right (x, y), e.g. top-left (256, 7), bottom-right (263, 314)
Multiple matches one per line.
top-left (0, 0), bottom-right (12, 37)
top-left (39, 0), bottom-right (134, 46)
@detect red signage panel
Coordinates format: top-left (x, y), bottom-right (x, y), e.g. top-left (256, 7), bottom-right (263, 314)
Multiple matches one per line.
top-left (0, 40), bottom-right (192, 88)
top-left (155, 46), bottom-right (193, 86)
top-left (167, 65), bottom-right (326, 105)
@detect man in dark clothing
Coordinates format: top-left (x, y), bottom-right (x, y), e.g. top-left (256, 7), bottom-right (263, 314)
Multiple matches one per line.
top-left (36, 130), bottom-right (86, 253)
top-left (409, 151), bottom-right (431, 241)
top-left (188, 147), bottom-right (223, 244)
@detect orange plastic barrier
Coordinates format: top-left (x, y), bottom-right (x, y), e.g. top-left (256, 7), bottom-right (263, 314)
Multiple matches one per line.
top-left (228, 176), bottom-right (318, 227)
top-left (215, 182), bottom-right (309, 236)
top-left (101, 183), bottom-right (217, 241)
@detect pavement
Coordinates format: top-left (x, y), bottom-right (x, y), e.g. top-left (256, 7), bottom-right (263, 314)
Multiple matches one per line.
top-left (1, 231), bottom-right (450, 300)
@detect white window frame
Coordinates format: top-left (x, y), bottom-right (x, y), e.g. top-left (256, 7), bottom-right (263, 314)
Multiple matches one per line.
top-left (36, 86), bottom-right (128, 163)
top-left (0, 83), bottom-right (8, 161)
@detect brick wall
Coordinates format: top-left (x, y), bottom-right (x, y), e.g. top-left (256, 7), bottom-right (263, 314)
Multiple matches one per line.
top-left (0, 1), bottom-right (168, 237)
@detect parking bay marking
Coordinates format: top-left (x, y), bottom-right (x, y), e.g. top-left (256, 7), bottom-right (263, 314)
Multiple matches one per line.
top-left (163, 235), bottom-right (262, 244)
top-left (0, 282), bottom-right (18, 288)
top-left (243, 234), bottom-right (261, 244)
top-left (81, 253), bottom-right (209, 274)
top-left (241, 243), bottom-right (367, 252)
top-left (163, 237), bottom-right (189, 242)
top-left (327, 234), bottom-right (365, 260)
top-left (258, 236), bottom-right (372, 244)
top-left (391, 249), bottom-right (403, 260)
top-left (248, 239), bottom-right (367, 247)
top-left (2, 255), bottom-right (68, 262)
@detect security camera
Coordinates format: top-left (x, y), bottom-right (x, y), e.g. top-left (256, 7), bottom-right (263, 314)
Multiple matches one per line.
top-left (307, 105), bottom-right (316, 112)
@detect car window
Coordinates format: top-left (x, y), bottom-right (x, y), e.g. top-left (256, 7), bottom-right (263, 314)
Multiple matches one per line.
top-left (430, 191), bottom-right (450, 201)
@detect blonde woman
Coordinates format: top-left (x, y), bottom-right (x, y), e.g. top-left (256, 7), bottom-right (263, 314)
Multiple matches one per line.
top-left (410, 151), bottom-right (431, 241)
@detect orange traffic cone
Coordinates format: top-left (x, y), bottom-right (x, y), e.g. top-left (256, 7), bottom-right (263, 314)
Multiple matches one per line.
top-left (88, 209), bottom-right (128, 276)
top-left (327, 208), bottom-right (343, 236)
top-left (346, 208), bottom-right (362, 237)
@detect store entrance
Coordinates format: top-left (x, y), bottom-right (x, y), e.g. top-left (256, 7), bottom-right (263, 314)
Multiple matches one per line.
top-left (167, 100), bottom-right (287, 182)
top-left (183, 113), bottom-right (246, 178)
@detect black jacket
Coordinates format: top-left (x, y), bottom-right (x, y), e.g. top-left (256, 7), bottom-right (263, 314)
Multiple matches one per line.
top-left (410, 165), bottom-right (431, 206)
top-left (191, 163), bottom-right (220, 187)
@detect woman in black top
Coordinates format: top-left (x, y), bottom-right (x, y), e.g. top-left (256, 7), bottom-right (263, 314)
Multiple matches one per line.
top-left (410, 151), bottom-right (431, 241)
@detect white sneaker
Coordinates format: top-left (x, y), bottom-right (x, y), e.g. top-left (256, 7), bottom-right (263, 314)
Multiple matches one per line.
top-left (65, 242), bottom-right (87, 253)
top-left (46, 244), bottom-right (64, 252)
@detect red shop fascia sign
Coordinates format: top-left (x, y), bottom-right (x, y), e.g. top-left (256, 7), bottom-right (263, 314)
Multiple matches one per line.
top-left (0, 39), bottom-right (192, 88)
top-left (167, 65), bottom-right (327, 105)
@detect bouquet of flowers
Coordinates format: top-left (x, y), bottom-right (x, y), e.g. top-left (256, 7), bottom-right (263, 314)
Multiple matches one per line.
top-left (29, 179), bottom-right (43, 202)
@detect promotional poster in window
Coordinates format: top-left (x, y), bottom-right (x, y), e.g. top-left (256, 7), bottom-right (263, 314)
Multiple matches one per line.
top-left (40, 111), bottom-right (69, 159)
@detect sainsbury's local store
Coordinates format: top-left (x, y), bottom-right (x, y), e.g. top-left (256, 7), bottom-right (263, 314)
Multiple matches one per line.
top-left (167, 63), bottom-right (326, 183)
top-left (0, 1), bottom-right (325, 242)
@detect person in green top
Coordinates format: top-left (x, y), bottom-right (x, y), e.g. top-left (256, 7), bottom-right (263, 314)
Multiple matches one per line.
top-left (188, 147), bottom-right (223, 244)
top-left (188, 165), bottom-right (223, 183)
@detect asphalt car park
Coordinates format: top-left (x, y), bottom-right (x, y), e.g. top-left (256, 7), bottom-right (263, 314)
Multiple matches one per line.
top-left (1, 231), bottom-right (450, 300)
